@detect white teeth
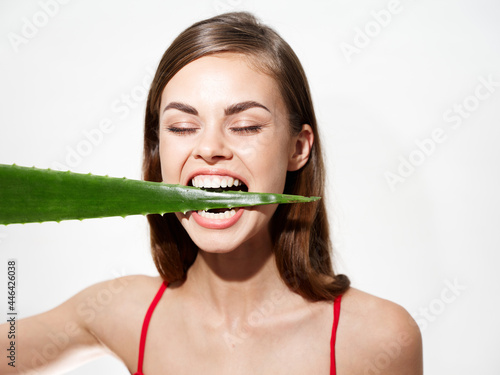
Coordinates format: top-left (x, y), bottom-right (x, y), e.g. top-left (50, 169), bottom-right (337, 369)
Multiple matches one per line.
top-left (204, 177), bottom-right (211, 188)
top-left (191, 175), bottom-right (244, 189)
top-left (212, 177), bottom-right (221, 188)
top-left (197, 208), bottom-right (237, 219)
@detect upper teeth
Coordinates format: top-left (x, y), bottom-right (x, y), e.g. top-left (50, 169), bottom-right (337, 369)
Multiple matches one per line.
top-left (191, 175), bottom-right (242, 189)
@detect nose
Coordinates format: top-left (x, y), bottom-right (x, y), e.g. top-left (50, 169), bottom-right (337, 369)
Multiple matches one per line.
top-left (192, 126), bottom-right (232, 163)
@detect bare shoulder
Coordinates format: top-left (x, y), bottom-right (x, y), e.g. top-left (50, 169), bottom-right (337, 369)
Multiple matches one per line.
top-left (336, 287), bottom-right (423, 374)
top-left (65, 274), bottom-right (164, 333)
top-left (65, 274), bottom-right (164, 366)
top-left (76, 273), bottom-right (163, 301)
top-left (68, 274), bottom-right (164, 317)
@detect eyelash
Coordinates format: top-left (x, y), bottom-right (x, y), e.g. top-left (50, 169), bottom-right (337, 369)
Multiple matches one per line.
top-left (231, 125), bottom-right (263, 134)
top-left (166, 125), bottom-right (263, 135)
top-left (166, 127), bottom-right (196, 135)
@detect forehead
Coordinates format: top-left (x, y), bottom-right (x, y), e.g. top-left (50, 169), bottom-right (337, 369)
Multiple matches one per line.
top-left (160, 53), bottom-right (285, 113)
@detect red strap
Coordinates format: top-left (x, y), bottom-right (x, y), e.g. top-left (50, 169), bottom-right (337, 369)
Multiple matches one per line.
top-left (330, 294), bottom-right (342, 375)
top-left (135, 283), bottom-right (339, 374)
top-left (135, 281), bottom-right (168, 375)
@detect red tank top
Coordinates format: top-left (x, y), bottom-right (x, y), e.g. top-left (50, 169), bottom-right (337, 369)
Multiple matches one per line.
top-left (134, 281), bottom-right (342, 375)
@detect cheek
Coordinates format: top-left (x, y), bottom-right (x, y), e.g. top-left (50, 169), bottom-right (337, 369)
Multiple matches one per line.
top-left (265, 159), bottom-right (289, 193)
top-left (252, 142), bottom-right (291, 193)
top-left (235, 131), bottom-right (276, 162)
top-left (159, 137), bottom-right (188, 184)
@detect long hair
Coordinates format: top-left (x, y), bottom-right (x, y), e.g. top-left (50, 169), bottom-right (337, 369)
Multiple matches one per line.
top-left (143, 11), bottom-right (350, 301)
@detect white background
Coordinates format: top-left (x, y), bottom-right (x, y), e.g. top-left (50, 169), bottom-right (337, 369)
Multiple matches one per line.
top-left (1, 0), bottom-right (499, 373)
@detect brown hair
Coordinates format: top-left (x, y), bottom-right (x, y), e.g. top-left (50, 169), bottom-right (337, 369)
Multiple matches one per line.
top-left (143, 11), bottom-right (350, 301)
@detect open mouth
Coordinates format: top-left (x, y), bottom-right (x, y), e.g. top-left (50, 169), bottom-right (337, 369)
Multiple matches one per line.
top-left (189, 175), bottom-right (249, 192)
top-left (188, 175), bottom-right (248, 219)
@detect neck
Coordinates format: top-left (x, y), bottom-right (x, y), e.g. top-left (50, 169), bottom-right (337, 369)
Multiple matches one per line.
top-left (181, 232), bottom-right (292, 323)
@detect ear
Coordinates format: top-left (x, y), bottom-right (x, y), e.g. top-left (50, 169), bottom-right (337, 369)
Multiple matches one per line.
top-left (288, 124), bottom-right (314, 171)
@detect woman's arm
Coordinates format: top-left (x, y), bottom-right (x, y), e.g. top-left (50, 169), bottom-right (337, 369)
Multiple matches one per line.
top-left (0, 285), bottom-right (111, 374)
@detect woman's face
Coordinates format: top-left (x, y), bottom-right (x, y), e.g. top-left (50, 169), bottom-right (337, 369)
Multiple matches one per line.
top-left (158, 53), bottom-right (312, 253)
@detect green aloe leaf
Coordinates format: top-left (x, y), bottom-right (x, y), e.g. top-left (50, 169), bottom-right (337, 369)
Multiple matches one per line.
top-left (0, 164), bottom-right (320, 225)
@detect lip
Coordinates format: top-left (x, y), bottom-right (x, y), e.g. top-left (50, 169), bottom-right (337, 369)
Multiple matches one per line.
top-left (191, 207), bottom-right (245, 229)
top-left (184, 168), bottom-right (250, 229)
top-left (184, 168), bottom-right (249, 188)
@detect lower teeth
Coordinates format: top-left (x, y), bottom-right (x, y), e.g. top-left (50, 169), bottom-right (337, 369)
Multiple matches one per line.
top-left (198, 208), bottom-right (237, 220)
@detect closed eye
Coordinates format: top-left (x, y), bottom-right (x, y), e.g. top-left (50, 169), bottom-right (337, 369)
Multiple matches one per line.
top-left (230, 125), bottom-right (263, 134)
top-left (166, 127), bottom-right (197, 135)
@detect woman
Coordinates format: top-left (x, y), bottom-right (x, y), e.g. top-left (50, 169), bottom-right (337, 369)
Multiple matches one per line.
top-left (0, 12), bottom-right (422, 374)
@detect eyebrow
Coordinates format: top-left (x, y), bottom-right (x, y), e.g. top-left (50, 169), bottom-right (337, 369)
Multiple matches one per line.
top-left (224, 101), bottom-right (271, 116)
top-left (162, 100), bottom-right (270, 116)
top-left (163, 102), bottom-right (198, 115)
